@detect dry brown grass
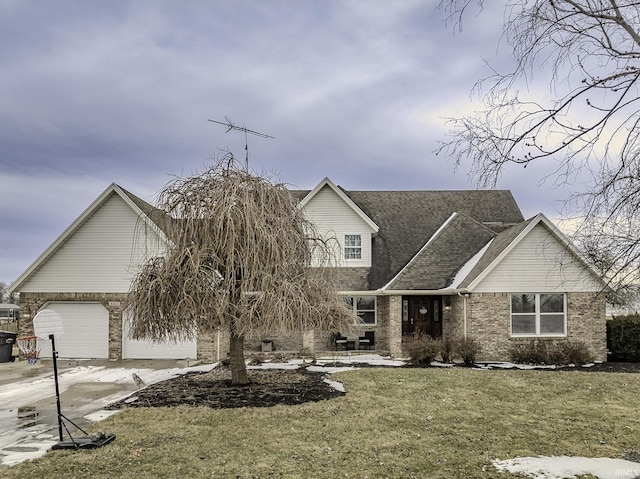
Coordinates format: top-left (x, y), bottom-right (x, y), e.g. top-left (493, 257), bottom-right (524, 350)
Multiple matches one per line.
top-left (3, 367), bottom-right (640, 478)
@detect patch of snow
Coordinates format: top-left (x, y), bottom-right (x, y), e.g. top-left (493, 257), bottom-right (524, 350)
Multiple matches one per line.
top-left (248, 360), bottom-right (301, 370)
top-left (307, 365), bottom-right (356, 374)
top-left (83, 410), bottom-right (120, 422)
top-left (315, 354), bottom-right (406, 367)
top-left (323, 378), bottom-right (346, 393)
top-left (493, 456), bottom-right (640, 479)
top-left (474, 362), bottom-right (558, 370)
top-left (429, 361), bottom-right (455, 368)
top-left (0, 432), bottom-right (58, 467)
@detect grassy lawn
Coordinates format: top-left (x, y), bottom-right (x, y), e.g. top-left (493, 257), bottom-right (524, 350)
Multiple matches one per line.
top-left (2, 368), bottom-right (640, 478)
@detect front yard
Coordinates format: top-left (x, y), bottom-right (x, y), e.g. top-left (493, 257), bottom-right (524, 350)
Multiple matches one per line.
top-left (2, 367), bottom-right (639, 478)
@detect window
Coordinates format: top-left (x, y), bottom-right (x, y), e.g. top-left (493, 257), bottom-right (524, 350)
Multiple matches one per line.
top-left (344, 234), bottom-right (362, 259)
top-left (345, 296), bottom-right (376, 324)
top-left (511, 293), bottom-right (566, 336)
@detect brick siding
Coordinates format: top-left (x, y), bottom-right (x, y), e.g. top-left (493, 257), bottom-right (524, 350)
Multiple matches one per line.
top-left (464, 292), bottom-right (606, 362)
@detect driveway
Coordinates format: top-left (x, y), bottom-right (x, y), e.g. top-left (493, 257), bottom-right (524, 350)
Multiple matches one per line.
top-left (0, 358), bottom-right (214, 467)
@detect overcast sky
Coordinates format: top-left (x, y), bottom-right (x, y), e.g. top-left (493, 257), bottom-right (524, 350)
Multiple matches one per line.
top-left (1, 1), bottom-right (577, 285)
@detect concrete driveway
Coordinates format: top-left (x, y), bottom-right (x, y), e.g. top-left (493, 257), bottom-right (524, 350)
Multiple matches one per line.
top-left (0, 358), bottom-right (214, 467)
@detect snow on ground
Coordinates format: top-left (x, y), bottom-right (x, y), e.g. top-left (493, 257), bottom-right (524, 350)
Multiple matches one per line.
top-left (3, 355), bottom-right (638, 477)
top-left (315, 353), bottom-right (406, 367)
top-left (474, 361), bottom-right (600, 370)
top-left (0, 362), bottom-right (216, 467)
top-left (493, 456), bottom-right (640, 479)
top-left (0, 363), bottom-right (216, 411)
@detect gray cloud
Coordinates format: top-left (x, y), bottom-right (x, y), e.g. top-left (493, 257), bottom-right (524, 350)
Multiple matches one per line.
top-left (1, 1), bottom-right (567, 284)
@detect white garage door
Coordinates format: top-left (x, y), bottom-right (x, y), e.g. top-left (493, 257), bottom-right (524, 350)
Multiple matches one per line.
top-left (40, 302), bottom-right (109, 359)
top-left (122, 312), bottom-right (197, 360)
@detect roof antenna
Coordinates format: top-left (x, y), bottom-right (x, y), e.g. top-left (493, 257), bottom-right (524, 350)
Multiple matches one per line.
top-left (208, 117), bottom-right (274, 170)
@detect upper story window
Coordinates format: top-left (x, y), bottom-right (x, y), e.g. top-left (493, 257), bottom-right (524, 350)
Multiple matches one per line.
top-left (344, 234), bottom-right (362, 260)
top-left (511, 293), bottom-right (566, 336)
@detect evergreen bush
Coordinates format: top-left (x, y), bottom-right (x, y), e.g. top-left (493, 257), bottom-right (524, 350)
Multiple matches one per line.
top-left (607, 314), bottom-right (640, 362)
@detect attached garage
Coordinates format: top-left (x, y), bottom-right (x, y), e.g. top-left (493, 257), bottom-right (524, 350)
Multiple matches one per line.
top-left (40, 302), bottom-right (109, 359)
top-left (122, 312), bottom-right (197, 360)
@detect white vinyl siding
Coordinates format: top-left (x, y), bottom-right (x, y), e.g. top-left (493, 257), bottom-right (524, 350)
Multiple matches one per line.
top-left (20, 193), bottom-right (165, 293)
top-left (122, 310), bottom-right (197, 359)
top-left (302, 185), bottom-right (374, 267)
top-left (39, 302), bottom-right (109, 358)
top-left (473, 224), bottom-right (603, 293)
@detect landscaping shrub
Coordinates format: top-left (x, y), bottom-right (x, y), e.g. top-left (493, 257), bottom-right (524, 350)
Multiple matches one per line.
top-left (454, 336), bottom-right (481, 366)
top-left (509, 339), bottom-right (594, 366)
top-left (404, 333), bottom-right (442, 365)
top-left (607, 314), bottom-right (640, 362)
top-left (557, 340), bottom-right (594, 365)
top-left (508, 340), bottom-right (549, 365)
top-left (440, 336), bottom-right (455, 363)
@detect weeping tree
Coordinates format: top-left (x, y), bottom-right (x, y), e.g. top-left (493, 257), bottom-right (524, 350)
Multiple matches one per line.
top-left (438, 0), bottom-right (640, 298)
top-left (126, 156), bottom-right (356, 384)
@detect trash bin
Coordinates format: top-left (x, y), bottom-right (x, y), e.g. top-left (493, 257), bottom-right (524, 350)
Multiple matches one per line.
top-left (0, 331), bottom-right (17, 363)
top-left (261, 340), bottom-right (273, 352)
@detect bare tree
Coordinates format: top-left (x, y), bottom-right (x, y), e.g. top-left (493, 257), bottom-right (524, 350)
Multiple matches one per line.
top-left (0, 282), bottom-right (16, 304)
top-left (126, 157), bottom-right (355, 384)
top-left (438, 0), bottom-right (640, 294)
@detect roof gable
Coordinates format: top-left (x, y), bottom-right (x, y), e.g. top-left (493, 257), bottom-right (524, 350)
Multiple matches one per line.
top-left (299, 178), bottom-right (379, 233)
top-left (10, 184), bottom-right (167, 292)
top-left (459, 214), bottom-right (608, 292)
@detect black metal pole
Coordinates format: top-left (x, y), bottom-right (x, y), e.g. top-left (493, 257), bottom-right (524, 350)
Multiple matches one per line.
top-left (49, 334), bottom-right (64, 442)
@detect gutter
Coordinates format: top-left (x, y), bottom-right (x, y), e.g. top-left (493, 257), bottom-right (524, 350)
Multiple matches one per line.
top-left (372, 288), bottom-right (464, 296)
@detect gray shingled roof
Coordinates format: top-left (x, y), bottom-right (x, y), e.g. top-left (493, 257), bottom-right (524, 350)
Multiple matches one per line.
top-left (331, 189), bottom-right (524, 290)
top-left (119, 185), bottom-right (173, 234)
top-left (126, 184), bottom-right (526, 292)
top-left (386, 212), bottom-right (499, 290)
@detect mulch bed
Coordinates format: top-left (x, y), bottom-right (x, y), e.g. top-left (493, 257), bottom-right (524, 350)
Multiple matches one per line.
top-left (106, 361), bottom-right (640, 411)
top-left (106, 367), bottom-right (344, 410)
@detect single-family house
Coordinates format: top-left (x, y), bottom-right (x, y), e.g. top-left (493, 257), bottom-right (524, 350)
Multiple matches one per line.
top-left (9, 178), bottom-right (608, 362)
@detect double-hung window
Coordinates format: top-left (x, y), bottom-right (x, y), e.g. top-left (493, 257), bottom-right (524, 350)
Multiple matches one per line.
top-left (344, 234), bottom-right (362, 260)
top-left (345, 296), bottom-right (376, 324)
top-left (511, 293), bottom-right (566, 336)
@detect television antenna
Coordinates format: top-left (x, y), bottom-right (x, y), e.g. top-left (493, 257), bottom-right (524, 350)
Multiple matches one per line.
top-left (208, 117), bottom-right (274, 169)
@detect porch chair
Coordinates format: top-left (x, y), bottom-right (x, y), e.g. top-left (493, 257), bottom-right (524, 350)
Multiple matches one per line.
top-left (333, 332), bottom-right (348, 351)
top-left (358, 331), bottom-right (375, 350)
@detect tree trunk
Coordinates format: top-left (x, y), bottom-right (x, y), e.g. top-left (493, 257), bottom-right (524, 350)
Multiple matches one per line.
top-left (229, 332), bottom-right (249, 385)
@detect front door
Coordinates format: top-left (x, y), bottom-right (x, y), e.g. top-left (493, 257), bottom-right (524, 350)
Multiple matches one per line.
top-left (403, 296), bottom-right (442, 338)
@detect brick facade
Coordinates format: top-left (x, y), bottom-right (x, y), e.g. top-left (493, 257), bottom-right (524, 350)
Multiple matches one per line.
top-left (18, 290), bottom-right (606, 363)
top-left (458, 292), bottom-right (606, 362)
